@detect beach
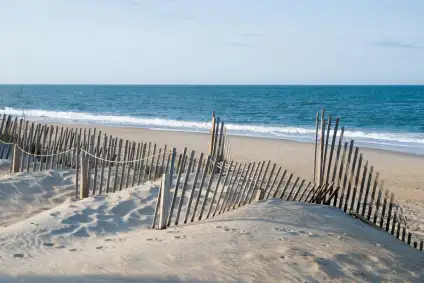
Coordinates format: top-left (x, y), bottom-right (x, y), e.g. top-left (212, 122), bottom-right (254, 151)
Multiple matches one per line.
top-left (1, 176), bottom-right (423, 282)
top-left (2, 0), bottom-right (424, 280)
top-left (1, 114), bottom-right (423, 282)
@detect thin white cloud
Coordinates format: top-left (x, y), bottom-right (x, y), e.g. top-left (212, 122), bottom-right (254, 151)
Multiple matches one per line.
top-left (375, 40), bottom-right (423, 49)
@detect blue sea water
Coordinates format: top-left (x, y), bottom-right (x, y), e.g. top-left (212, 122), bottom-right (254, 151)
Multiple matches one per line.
top-left (0, 85), bottom-right (423, 155)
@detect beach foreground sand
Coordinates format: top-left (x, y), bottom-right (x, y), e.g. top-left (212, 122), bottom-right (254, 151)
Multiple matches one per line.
top-left (0, 170), bottom-right (423, 282)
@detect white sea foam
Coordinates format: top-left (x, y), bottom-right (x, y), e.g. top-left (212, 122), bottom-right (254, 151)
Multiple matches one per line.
top-left (1, 107), bottom-right (423, 154)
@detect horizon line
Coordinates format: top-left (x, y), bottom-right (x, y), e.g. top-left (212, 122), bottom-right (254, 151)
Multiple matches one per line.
top-left (1, 83), bottom-right (424, 87)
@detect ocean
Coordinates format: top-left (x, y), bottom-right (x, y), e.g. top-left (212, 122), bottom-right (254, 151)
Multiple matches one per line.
top-left (0, 85), bottom-right (423, 155)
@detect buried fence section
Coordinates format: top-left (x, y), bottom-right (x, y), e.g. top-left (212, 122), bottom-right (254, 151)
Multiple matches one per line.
top-left (314, 109), bottom-right (424, 252)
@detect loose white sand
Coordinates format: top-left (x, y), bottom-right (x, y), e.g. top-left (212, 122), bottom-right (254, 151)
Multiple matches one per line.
top-left (0, 169), bottom-right (423, 282)
top-left (0, 170), bottom-right (75, 228)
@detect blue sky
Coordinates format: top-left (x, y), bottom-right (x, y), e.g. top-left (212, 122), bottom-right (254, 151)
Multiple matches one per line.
top-left (0, 0), bottom-right (423, 84)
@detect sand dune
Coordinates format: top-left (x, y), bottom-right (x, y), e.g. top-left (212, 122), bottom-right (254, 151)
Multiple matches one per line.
top-left (0, 175), bottom-right (159, 256)
top-left (0, 170), bottom-right (75, 228)
top-left (0, 168), bottom-right (423, 282)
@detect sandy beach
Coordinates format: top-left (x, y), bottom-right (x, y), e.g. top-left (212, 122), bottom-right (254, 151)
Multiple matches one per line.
top-left (0, 171), bottom-right (423, 282)
top-left (0, 121), bottom-right (423, 282)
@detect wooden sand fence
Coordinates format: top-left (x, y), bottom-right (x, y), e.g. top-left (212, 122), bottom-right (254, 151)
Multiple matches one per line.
top-left (152, 110), bottom-right (423, 253)
top-left (151, 152), bottom-right (323, 229)
top-left (0, 112), bottom-right (233, 202)
top-left (313, 109), bottom-right (423, 252)
top-left (1, 112), bottom-right (422, 252)
top-left (151, 111), bottom-right (325, 229)
top-left (0, 114), bottom-right (176, 200)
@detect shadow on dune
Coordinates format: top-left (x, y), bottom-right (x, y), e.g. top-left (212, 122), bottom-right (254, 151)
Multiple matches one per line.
top-left (0, 275), bottom-right (219, 283)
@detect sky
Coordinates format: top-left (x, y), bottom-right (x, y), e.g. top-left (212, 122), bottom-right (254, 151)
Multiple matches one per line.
top-left (0, 0), bottom-right (423, 85)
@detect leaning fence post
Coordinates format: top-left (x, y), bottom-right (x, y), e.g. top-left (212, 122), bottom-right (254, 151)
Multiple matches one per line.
top-left (11, 144), bottom-right (21, 173)
top-left (169, 148), bottom-right (177, 176)
top-left (80, 154), bottom-right (89, 199)
top-left (75, 135), bottom-right (81, 199)
top-left (255, 188), bottom-right (265, 201)
top-left (159, 173), bottom-right (171, 230)
top-left (319, 109), bottom-right (325, 186)
top-left (209, 111), bottom-right (216, 156)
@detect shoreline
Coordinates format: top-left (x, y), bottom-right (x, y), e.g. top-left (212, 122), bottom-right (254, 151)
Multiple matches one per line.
top-left (45, 120), bottom-right (424, 158)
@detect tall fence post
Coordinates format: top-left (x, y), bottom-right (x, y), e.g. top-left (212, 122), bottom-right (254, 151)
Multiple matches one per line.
top-left (159, 173), bottom-right (171, 230)
top-left (80, 154), bottom-right (89, 199)
top-left (11, 144), bottom-right (21, 173)
top-left (319, 108), bottom-right (325, 186)
top-left (75, 135), bottom-right (81, 199)
top-left (314, 111), bottom-right (319, 183)
top-left (209, 111), bottom-right (216, 156)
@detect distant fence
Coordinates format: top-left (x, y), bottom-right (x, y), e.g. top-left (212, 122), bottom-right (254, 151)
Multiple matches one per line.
top-left (208, 111), bottom-right (232, 165)
top-left (313, 109), bottom-right (423, 252)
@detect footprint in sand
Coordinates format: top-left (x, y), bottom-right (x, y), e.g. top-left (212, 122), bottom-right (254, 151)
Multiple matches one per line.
top-left (274, 227), bottom-right (298, 235)
top-left (275, 228), bottom-right (318, 237)
top-left (104, 239), bottom-right (113, 242)
top-left (96, 246), bottom-right (103, 250)
top-left (43, 242), bottom-right (55, 247)
top-left (49, 212), bottom-right (61, 217)
top-left (174, 235), bottom-right (186, 239)
top-left (69, 249), bottom-right (78, 252)
top-left (56, 245), bottom-right (66, 249)
top-left (146, 238), bottom-right (162, 242)
top-left (216, 226), bottom-right (250, 235)
top-left (277, 237), bottom-right (289, 242)
top-left (13, 254), bottom-right (24, 258)
top-left (298, 230), bottom-right (318, 237)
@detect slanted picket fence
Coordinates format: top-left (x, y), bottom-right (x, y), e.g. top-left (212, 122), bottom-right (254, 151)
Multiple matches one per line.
top-left (0, 111), bottom-right (422, 252)
top-left (152, 110), bottom-right (424, 253)
top-left (312, 109), bottom-right (423, 251)
top-left (151, 155), bottom-right (329, 230)
top-left (0, 114), bottom-right (176, 199)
